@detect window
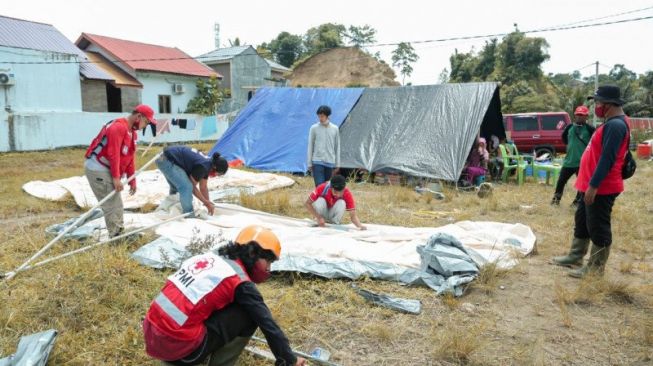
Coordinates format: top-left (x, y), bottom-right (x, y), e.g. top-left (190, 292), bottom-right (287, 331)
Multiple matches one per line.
top-left (541, 115), bottom-right (565, 130)
top-left (158, 95), bottom-right (171, 113)
top-left (512, 116), bottom-right (538, 131)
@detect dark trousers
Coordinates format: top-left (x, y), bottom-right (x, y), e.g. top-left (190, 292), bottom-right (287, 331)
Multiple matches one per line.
top-left (169, 304), bottom-right (257, 366)
top-left (574, 193), bottom-right (619, 247)
top-left (553, 166), bottom-right (580, 201)
top-left (312, 163), bottom-right (333, 187)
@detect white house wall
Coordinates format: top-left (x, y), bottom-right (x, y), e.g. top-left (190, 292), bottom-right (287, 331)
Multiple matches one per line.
top-left (0, 46), bottom-right (82, 112)
top-left (0, 111), bottom-right (226, 152)
top-left (138, 72), bottom-right (203, 114)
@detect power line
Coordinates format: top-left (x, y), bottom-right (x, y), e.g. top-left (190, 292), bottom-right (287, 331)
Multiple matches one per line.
top-left (366, 15), bottom-right (653, 47)
top-left (1, 14), bottom-right (652, 66)
top-left (547, 4), bottom-right (653, 28)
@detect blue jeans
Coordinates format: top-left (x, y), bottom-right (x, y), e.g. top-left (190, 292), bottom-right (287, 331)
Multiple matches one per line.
top-left (312, 163), bottom-right (333, 187)
top-left (156, 157), bottom-right (194, 214)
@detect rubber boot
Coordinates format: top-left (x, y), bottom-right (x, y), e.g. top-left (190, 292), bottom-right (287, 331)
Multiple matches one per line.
top-left (569, 245), bottom-right (611, 278)
top-left (570, 192), bottom-right (582, 208)
top-left (552, 238), bottom-right (590, 267)
top-left (550, 194), bottom-right (561, 206)
top-left (208, 336), bottom-right (251, 366)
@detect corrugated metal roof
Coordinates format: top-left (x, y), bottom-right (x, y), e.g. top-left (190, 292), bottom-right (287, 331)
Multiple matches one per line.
top-left (0, 15), bottom-right (113, 81)
top-left (197, 46), bottom-right (250, 64)
top-left (85, 52), bottom-right (142, 87)
top-left (265, 59), bottom-right (290, 72)
top-left (79, 33), bottom-right (218, 78)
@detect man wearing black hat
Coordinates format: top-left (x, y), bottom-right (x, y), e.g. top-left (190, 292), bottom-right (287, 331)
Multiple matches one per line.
top-left (305, 175), bottom-right (367, 230)
top-left (552, 85), bottom-right (629, 278)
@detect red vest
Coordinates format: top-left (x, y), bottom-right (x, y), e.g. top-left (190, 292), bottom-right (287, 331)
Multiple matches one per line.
top-left (143, 254), bottom-right (249, 361)
top-left (575, 119), bottom-right (628, 195)
top-left (85, 118), bottom-right (137, 183)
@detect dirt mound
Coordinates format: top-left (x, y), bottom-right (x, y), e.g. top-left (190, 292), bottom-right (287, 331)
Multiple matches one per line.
top-left (288, 47), bottom-right (400, 87)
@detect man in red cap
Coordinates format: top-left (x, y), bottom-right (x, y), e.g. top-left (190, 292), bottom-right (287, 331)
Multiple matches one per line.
top-left (84, 104), bottom-right (156, 237)
top-left (550, 105), bottom-right (595, 206)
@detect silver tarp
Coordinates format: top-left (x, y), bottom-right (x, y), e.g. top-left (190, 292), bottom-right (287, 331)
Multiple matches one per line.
top-left (132, 232), bottom-right (478, 296)
top-left (0, 330), bottom-right (57, 366)
top-left (339, 83), bottom-right (503, 181)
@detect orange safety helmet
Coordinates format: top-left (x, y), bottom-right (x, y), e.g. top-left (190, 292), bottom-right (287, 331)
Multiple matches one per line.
top-left (235, 225), bottom-right (281, 259)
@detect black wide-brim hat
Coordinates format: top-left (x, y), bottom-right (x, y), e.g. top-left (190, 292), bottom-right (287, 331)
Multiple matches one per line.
top-left (587, 85), bottom-right (625, 106)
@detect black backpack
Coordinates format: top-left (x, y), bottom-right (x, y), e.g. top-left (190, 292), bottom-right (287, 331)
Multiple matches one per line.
top-left (620, 118), bottom-right (636, 180)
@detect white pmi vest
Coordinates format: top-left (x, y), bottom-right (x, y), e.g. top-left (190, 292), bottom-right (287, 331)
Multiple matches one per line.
top-left (168, 252), bottom-right (245, 305)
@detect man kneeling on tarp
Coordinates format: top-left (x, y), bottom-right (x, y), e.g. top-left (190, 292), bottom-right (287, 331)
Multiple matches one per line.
top-left (304, 175), bottom-right (367, 230)
top-left (143, 226), bottom-right (306, 366)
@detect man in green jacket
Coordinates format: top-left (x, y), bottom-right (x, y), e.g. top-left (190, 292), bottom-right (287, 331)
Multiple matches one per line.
top-left (551, 106), bottom-right (596, 206)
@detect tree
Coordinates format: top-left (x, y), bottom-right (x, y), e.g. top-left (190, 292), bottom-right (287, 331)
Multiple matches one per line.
top-left (391, 42), bottom-right (419, 85)
top-left (345, 25), bottom-right (377, 47)
top-left (304, 23), bottom-right (346, 55)
top-left (228, 38), bottom-right (242, 47)
top-left (495, 31), bottom-right (549, 84)
top-left (268, 32), bottom-right (305, 67)
top-left (448, 49), bottom-right (476, 83)
top-left (438, 68), bottom-right (449, 84)
top-left (185, 75), bottom-right (224, 115)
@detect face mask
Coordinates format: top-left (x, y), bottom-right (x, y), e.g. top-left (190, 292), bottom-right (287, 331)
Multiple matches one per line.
top-left (249, 259), bottom-right (271, 283)
top-left (594, 104), bottom-right (607, 118)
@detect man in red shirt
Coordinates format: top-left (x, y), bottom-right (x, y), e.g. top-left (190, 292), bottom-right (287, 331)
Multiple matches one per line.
top-left (305, 175), bottom-right (366, 230)
top-left (84, 104), bottom-right (156, 237)
top-left (552, 86), bottom-right (629, 278)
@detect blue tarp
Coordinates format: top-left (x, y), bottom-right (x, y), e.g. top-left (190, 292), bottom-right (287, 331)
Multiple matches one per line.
top-left (210, 87), bottom-right (363, 172)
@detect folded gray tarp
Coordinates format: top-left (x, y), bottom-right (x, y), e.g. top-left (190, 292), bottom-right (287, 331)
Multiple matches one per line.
top-left (0, 329), bottom-right (57, 366)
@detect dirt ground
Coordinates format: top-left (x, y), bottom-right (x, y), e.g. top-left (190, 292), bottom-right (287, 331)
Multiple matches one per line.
top-left (0, 145), bottom-right (651, 366)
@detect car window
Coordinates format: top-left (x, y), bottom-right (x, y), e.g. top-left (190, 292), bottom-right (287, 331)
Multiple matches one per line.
top-left (541, 115), bottom-right (566, 130)
top-left (512, 116), bottom-right (538, 131)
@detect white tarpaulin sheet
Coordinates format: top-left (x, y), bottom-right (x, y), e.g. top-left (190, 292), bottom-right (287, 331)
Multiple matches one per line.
top-left (22, 169), bottom-right (295, 209)
top-left (44, 202), bottom-right (533, 294)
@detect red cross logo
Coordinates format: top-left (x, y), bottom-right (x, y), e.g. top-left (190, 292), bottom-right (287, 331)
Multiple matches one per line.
top-left (189, 257), bottom-right (214, 274)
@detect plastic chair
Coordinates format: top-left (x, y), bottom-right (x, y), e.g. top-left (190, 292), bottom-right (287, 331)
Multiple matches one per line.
top-left (499, 144), bottom-right (527, 185)
top-left (532, 163), bottom-right (562, 186)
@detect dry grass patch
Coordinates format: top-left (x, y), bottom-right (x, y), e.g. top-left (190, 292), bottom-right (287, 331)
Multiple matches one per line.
top-left (431, 319), bottom-right (486, 364)
top-left (239, 190), bottom-right (292, 215)
top-left (471, 262), bottom-right (510, 295)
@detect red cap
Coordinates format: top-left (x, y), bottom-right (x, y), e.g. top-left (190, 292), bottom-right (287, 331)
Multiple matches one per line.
top-left (134, 104), bottom-right (157, 125)
top-left (574, 105), bottom-right (589, 116)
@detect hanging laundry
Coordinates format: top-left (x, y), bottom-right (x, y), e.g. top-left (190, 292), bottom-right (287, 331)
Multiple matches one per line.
top-left (171, 118), bottom-right (179, 126)
top-left (200, 116), bottom-right (217, 138)
top-left (184, 118), bottom-right (196, 130)
top-left (176, 118), bottom-right (188, 129)
top-left (142, 123), bottom-right (156, 137)
top-left (156, 119), bottom-right (171, 135)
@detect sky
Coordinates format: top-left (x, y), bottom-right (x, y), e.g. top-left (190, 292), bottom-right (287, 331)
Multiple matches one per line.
top-left (2, 0), bottom-right (652, 85)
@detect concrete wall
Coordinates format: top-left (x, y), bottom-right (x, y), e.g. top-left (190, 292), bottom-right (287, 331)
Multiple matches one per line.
top-left (121, 87), bottom-right (142, 112)
top-left (210, 63), bottom-right (231, 91)
top-left (0, 46), bottom-right (82, 112)
top-left (0, 111), bottom-right (228, 152)
top-left (81, 79), bottom-right (108, 112)
top-left (138, 72), bottom-right (203, 114)
top-left (229, 48), bottom-right (271, 111)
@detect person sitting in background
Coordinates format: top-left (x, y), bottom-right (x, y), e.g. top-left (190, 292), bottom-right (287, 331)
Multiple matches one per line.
top-left (478, 137), bottom-right (490, 170)
top-left (305, 175), bottom-right (366, 230)
top-left (460, 139), bottom-right (487, 187)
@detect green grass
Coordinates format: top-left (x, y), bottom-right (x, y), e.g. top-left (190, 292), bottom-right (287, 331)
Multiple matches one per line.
top-left (1, 146), bottom-right (652, 365)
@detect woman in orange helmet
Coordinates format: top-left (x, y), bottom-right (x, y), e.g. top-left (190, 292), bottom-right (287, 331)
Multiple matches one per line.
top-left (143, 225), bottom-right (306, 366)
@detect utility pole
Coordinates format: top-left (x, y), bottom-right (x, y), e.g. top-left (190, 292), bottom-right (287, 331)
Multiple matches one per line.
top-left (593, 61), bottom-right (599, 126)
top-left (214, 23), bottom-right (220, 50)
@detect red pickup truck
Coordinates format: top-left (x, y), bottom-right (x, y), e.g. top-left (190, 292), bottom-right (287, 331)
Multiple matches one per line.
top-left (503, 112), bottom-right (571, 156)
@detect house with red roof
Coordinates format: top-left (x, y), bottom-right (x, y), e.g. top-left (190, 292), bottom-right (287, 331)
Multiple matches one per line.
top-left (76, 33), bottom-right (220, 114)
